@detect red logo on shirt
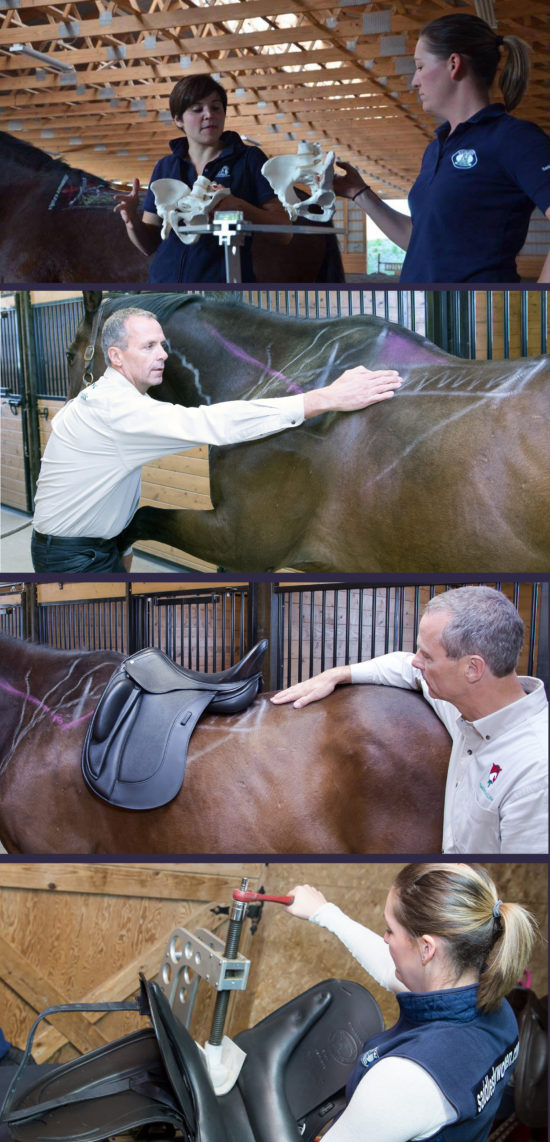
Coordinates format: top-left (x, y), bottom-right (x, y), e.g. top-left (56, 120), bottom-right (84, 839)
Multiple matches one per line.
top-left (487, 764), bottom-right (502, 787)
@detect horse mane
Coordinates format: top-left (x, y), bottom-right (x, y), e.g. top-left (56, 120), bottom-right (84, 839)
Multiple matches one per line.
top-left (0, 130), bottom-right (93, 179)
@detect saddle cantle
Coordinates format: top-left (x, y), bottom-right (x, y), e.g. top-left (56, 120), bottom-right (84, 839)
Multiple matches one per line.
top-left (82, 641), bottom-right (267, 811)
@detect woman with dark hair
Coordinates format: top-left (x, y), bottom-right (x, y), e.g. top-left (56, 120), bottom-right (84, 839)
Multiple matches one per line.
top-left (115, 74), bottom-right (289, 283)
top-left (285, 864), bottom-right (538, 1142)
top-left (336, 14), bottom-right (550, 283)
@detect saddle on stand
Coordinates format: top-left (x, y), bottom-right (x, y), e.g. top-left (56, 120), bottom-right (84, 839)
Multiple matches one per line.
top-left (82, 641), bottom-right (267, 810)
top-left (0, 976), bottom-right (384, 1142)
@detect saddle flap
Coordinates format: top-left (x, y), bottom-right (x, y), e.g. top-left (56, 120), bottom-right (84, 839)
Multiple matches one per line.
top-left (82, 689), bottom-right (213, 810)
top-left (143, 978), bottom-right (230, 1142)
top-left (82, 644), bottom-right (265, 811)
top-left (2, 1030), bottom-right (188, 1142)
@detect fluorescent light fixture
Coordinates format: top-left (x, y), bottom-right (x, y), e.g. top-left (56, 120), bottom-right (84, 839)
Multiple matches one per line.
top-left (9, 43), bottom-right (76, 74)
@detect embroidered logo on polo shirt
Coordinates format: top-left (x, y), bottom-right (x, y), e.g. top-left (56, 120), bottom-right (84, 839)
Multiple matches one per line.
top-left (452, 149), bottom-right (478, 169)
top-left (216, 165), bottom-right (231, 180)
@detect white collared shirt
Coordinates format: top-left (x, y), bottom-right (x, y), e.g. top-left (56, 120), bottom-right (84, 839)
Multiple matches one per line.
top-left (33, 367), bottom-right (304, 538)
top-left (350, 652), bottom-right (548, 854)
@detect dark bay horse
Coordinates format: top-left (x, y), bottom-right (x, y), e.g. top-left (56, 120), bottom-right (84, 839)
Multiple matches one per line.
top-left (0, 134), bottom-right (342, 285)
top-left (67, 292), bottom-right (550, 573)
top-left (0, 133), bottom-right (148, 285)
top-left (0, 635), bottom-right (450, 855)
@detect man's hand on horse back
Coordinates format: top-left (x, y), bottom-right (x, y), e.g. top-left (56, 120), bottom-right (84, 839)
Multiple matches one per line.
top-left (271, 665), bottom-right (352, 708)
top-left (303, 366), bottom-right (402, 417)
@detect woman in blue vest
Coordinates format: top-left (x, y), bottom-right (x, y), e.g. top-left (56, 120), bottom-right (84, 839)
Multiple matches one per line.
top-left (285, 864), bottom-right (538, 1142)
top-left (115, 74), bottom-right (290, 283)
top-left (335, 14), bottom-right (550, 283)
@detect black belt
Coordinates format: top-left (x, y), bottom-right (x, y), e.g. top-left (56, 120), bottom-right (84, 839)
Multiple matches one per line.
top-left (32, 531), bottom-right (115, 549)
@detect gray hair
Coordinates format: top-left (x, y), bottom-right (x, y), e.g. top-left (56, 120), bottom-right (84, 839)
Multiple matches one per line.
top-left (100, 307), bottom-right (159, 359)
top-left (423, 586), bottom-right (524, 677)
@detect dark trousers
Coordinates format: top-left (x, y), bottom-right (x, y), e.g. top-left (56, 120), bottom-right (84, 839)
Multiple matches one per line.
top-left (31, 531), bottom-right (126, 573)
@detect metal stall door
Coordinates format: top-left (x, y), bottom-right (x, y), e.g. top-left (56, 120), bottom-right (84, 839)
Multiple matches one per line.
top-left (128, 585), bottom-right (252, 667)
top-left (273, 581), bottom-right (545, 691)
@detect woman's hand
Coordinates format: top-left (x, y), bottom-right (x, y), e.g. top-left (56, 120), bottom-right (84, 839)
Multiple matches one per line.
top-left (114, 178), bottom-right (142, 229)
top-left (333, 161), bottom-right (368, 200)
top-left (114, 180), bottom-right (162, 255)
top-left (285, 885), bottom-right (329, 919)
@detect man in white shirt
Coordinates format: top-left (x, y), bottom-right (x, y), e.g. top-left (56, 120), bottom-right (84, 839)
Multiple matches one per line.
top-left (31, 307), bottom-right (402, 572)
top-left (272, 586), bottom-right (548, 854)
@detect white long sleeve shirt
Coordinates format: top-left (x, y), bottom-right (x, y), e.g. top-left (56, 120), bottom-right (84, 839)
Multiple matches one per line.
top-left (350, 652), bottom-right (548, 854)
top-left (310, 903), bottom-right (457, 1142)
top-left (33, 367), bottom-right (305, 538)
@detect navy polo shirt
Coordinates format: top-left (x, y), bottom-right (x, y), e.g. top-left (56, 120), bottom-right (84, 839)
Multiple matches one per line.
top-left (346, 985), bottom-right (519, 1142)
top-left (401, 104), bottom-right (550, 284)
top-left (142, 131), bottom-right (275, 283)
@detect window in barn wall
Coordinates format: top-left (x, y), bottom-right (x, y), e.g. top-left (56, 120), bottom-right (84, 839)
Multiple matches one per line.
top-left (366, 198), bottom-right (409, 277)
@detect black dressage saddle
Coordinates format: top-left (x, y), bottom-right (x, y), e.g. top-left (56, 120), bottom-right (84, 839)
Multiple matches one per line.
top-left (82, 641), bottom-right (267, 810)
top-left (0, 977), bottom-right (384, 1142)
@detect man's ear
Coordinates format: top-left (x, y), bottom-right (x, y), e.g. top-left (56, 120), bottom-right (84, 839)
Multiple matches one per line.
top-left (464, 654), bottom-right (486, 684)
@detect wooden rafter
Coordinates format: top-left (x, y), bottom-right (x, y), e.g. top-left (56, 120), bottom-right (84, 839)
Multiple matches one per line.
top-left (1, 0), bottom-right (549, 197)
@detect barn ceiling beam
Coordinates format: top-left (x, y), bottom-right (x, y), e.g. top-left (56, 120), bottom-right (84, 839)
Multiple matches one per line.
top-left (0, 0), bottom-right (345, 44)
top-left (1, 0), bottom-right (547, 207)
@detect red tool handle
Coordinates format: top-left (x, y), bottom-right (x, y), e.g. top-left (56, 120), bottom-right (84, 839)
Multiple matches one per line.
top-left (233, 889), bottom-right (294, 905)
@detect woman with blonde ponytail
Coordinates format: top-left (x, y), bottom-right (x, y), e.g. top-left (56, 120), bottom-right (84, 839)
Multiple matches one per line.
top-left (285, 865), bottom-right (538, 1142)
top-left (335, 13), bottom-right (550, 283)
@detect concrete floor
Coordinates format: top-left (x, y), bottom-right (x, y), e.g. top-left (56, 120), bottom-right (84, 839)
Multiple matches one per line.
top-left (0, 506), bottom-right (185, 574)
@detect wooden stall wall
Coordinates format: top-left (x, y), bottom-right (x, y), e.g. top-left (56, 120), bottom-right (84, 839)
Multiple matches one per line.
top-left (277, 581), bottom-right (542, 687)
top-left (0, 863), bottom-right (264, 1062)
top-left (246, 862), bottom-right (549, 1032)
top-left (0, 863), bottom-right (547, 1063)
top-left (0, 402), bottom-right (27, 513)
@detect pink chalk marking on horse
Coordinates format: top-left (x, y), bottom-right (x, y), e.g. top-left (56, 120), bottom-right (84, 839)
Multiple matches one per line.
top-left (205, 325), bottom-right (304, 394)
top-left (0, 677), bottom-right (93, 730)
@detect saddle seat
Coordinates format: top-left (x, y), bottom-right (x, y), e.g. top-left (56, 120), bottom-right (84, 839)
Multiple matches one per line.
top-left (82, 641), bottom-right (267, 811)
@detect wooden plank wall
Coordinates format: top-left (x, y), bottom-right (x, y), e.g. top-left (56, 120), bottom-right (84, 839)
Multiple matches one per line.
top-left (246, 862), bottom-right (549, 1031)
top-left (474, 291), bottom-right (549, 360)
top-left (278, 581), bottom-right (541, 686)
top-left (0, 863), bottom-right (264, 1062)
top-left (0, 863), bottom-right (547, 1063)
top-left (0, 401), bottom-right (27, 512)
